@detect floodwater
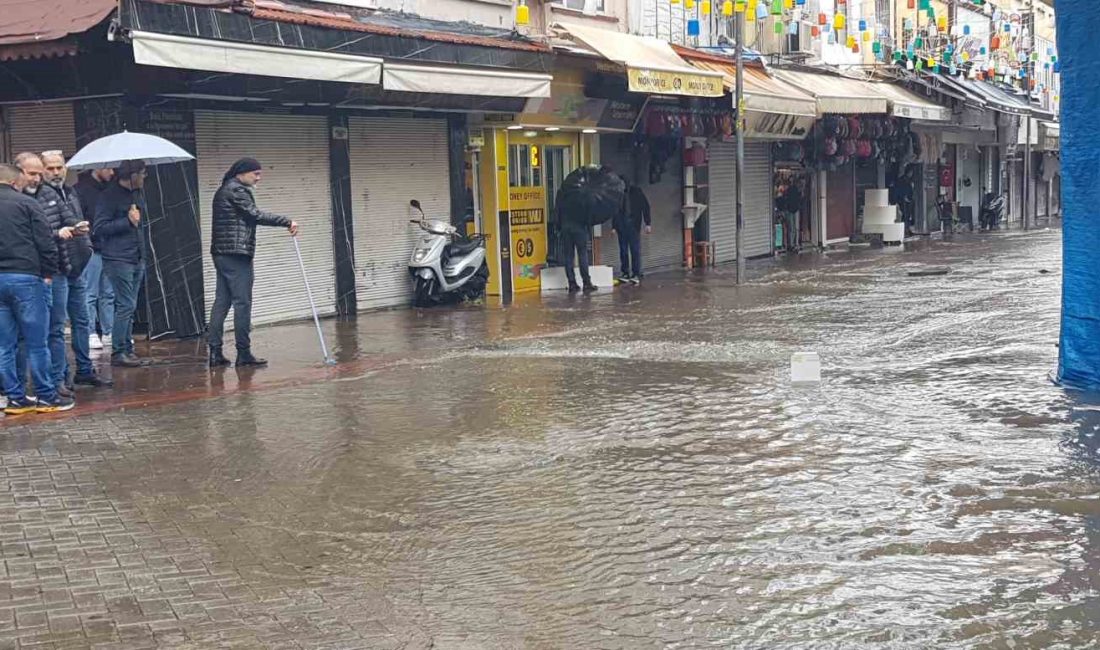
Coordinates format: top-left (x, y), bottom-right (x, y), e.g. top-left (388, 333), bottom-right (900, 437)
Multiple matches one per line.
top-left (4, 229), bottom-right (1099, 648)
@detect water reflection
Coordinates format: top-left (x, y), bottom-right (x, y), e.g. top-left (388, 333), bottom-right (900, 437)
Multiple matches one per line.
top-left (5, 231), bottom-right (1095, 647)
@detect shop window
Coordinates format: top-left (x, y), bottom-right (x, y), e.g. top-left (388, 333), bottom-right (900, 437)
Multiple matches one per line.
top-left (509, 144), bottom-right (542, 188)
top-left (554, 0), bottom-right (606, 11)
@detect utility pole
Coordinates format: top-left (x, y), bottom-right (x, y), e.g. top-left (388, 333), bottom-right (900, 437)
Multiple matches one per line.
top-left (734, 6), bottom-right (745, 284)
top-left (1022, 0), bottom-right (1033, 230)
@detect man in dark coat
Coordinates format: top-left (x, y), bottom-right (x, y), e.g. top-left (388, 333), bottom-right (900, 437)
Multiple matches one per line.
top-left (93, 160), bottom-right (147, 368)
top-left (0, 163), bottom-right (71, 414)
top-left (75, 167), bottom-right (116, 351)
top-left (612, 176), bottom-right (651, 284)
top-left (15, 152), bottom-right (83, 395)
top-left (207, 158), bottom-right (299, 368)
top-left (42, 152), bottom-right (108, 388)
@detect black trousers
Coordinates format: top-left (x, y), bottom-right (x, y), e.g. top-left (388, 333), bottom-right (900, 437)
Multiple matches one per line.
top-left (208, 254), bottom-right (255, 351)
top-left (562, 225), bottom-right (592, 288)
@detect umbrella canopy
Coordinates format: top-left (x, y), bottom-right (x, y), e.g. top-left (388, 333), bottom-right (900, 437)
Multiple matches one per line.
top-left (66, 131), bottom-right (194, 171)
top-left (557, 166), bottom-right (626, 227)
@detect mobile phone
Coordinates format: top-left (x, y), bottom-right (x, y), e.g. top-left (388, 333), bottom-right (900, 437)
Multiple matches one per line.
top-left (75, 221), bottom-right (89, 229)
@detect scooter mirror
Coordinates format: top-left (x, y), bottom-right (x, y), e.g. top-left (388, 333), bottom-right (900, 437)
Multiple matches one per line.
top-left (410, 199), bottom-right (424, 216)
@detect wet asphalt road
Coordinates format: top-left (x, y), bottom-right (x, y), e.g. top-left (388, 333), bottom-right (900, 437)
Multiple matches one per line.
top-left (3, 229), bottom-right (1099, 649)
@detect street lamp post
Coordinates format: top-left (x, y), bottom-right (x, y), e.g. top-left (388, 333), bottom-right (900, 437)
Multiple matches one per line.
top-left (734, 6), bottom-right (746, 284)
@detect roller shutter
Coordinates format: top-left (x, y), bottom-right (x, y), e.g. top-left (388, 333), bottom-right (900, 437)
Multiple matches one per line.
top-left (348, 116), bottom-right (450, 310)
top-left (598, 134), bottom-right (683, 272)
top-left (195, 111), bottom-right (336, 327)
top-left (709, 140), bottom-right (773, 262)
top-left (3, 103), bottom-right (77, 160)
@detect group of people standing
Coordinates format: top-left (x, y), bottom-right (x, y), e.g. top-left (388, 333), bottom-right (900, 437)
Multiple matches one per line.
top-left (1, 148), bottom-right (296, 417)
top-left (0, 151), bottom-right (145, 414)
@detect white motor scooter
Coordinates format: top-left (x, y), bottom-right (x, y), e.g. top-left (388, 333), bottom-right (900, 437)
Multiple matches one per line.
top-left (408, 200), bottom-right (489, 307)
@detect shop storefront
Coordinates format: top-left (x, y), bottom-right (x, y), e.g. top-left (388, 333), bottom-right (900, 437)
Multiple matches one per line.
top-left (681, 53), bottom-right (817, 263)
top-left (468, 56), bottom-right (655, 298)
top-left (773, 69), bottom-right (891, 244)
top-left (539, 23), bottom-right (721, 288)
top-left (349, 115), bottom-right (453, 311)
top-left (195, 111), bottom-right (338, 326)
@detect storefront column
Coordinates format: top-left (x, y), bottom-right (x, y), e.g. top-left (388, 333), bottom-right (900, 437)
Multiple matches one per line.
top-left (328, 113), bottom-right (356, 317)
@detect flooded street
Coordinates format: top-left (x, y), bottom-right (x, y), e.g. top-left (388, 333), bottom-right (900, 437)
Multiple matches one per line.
top-left (4, 229), bottom-right (1098, 648)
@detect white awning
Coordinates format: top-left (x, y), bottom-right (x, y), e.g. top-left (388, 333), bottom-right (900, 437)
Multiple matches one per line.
top-left (131, 31), bottom-right (382, 85)
top-left (556, 22), bottom-right (724, 97)
top-left (869, 82), bottom-right (952, 121)
top-left (383, 63), bottom-right (551, 98)
top-left (772, 69), bottom-right (890, 115)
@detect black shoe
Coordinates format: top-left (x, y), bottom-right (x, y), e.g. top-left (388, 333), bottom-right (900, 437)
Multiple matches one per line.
top-left (73, 373), bottom-right (113, 388)
top-left (111, 352), bottom-right (142, 368)
top-left (3, 397), bottom-right (38, 415)
top-left (629, 276), bottom-right (641, 285)
top-left (236, 350), bottom-right (268, 367)
top-left (209, 347), bottom-right (232, 368)
top-left (36, 395), bottom-right (75, 413)
top-left (57, 385), bottom-right (75, 399)
top-left (568, 284), bottom-right (581, 293)
top-left (582, 284), bottom-right (598, 293)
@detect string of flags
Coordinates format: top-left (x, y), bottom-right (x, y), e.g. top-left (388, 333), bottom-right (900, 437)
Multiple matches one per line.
top-left (587, 0), bottom-right (1060, 99)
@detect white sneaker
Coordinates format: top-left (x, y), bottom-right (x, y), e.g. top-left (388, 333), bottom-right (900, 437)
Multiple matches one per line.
top-left (89, 334), bottom-right (103, 350)
top-left (102, 335), bottom-right (112, 349)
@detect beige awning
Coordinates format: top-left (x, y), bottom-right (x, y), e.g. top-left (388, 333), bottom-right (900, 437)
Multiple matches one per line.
top-left (869, 82), bottom-right (952, 121)
top-left (384, 63), bottom-right (551, 98)
top-left (132, 30), bottom-right (382, 85)
top-left (686, 59), bottom-right (816, 117)
top-left (772, 69), bottom-right (890, 115)
top-left (555, 22), bottom-right (723, 98)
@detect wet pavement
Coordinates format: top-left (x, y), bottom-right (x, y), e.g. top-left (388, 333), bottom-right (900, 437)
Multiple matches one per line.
top-left (3, 228), bottom-right (1099, 649)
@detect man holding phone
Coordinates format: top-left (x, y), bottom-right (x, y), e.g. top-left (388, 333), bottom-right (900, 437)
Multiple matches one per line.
top-left (41, 152), bottom-right (109, 388)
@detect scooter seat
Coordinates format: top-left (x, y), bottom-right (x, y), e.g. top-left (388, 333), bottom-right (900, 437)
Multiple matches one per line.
top-left (447, 238), bottom-right (481, 257)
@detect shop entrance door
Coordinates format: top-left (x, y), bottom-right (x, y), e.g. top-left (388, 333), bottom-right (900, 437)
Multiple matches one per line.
top-left (544, 145), bottom-right (573, 266)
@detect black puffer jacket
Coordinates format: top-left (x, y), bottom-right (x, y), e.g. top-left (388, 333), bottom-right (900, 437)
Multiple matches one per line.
top-left (210, 179), bottom-right (291, 258)
top-left (33, 183), bottom-right (80, 277)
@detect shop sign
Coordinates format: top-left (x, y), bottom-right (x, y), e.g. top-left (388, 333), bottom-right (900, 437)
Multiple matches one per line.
top-left (892, 104), bottom-right (951, 122)
top-left (508, 186), bottom-right (547, 293)
top-left (627, 67), bottom-right (724, 98)
top-left (743, 110), bottom-right (814, 141)
top-left (597, 97), bottom-right (647, 131)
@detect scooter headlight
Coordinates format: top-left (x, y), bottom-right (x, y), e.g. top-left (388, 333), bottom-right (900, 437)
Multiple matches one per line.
top-left (413, 249), bottom-right (428, 262)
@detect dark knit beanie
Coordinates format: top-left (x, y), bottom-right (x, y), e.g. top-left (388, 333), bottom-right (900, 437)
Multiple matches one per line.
top-left (224, 157), bottom-right (263, 183)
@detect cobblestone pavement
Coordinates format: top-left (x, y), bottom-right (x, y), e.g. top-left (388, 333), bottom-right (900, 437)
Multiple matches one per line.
top-left (0, 231), bottom-right (1084, 648)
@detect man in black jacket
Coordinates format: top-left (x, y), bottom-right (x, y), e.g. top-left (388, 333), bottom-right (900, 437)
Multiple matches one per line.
top-left (92, 160), bottom-right (147, 368)
top-left (15, 152), bottom-right (83, 396)
top-left (207, 158), bottom-right (298, 368)
top-left (0, 163), bottom-right (72, 414)
top-left (42, 152), bottom-right (108, 388)
top-left (75, 168), bottom-right (116, 351)
top-left (612, 176), bottom-right (651, 284)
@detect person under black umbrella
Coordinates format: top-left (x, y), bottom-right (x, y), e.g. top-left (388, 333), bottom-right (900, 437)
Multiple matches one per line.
top-left (554, 165), bottom-right (625, 294)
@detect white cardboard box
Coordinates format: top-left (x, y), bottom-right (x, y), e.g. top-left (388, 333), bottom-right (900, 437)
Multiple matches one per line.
top-left (541, 265), bottom-right (616, 292)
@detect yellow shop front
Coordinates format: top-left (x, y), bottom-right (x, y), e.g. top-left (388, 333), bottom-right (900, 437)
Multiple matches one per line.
top-left (470, 63), bottom-right (646, 300)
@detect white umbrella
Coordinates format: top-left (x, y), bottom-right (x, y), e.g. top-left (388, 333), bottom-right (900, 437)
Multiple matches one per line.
top-left (66, 131), bottom-right (193, 171)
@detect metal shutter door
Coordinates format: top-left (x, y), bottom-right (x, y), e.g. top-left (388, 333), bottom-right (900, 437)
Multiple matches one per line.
top-left (4, 103), bottom-right (77, 159)
top-left (597, 135), bottom-right (633, 268)
top-left (642, 148), bottom-right (685, 271)
top-left (708, 141), bottom-right (737, 264)
top-left (598, 134), bottom-right (682, 272)
top-left (743, 142), bottom-right (773, 258)
top-left (349, 116), bottom-right (450, 310)
top-left (195, 111), bottom-right (335, 327)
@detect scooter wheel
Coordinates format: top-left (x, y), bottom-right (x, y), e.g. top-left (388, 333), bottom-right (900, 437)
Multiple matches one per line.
top-left (414, 277), bottom-right (436, 308)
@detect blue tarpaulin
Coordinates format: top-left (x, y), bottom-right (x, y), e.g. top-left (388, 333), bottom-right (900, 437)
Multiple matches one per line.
top-left (1057, 0), bottom-right (1100, 390)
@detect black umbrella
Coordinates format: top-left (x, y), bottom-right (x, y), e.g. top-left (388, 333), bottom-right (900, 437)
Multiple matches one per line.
top-left (557, 165), bottom-right (626, 227)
